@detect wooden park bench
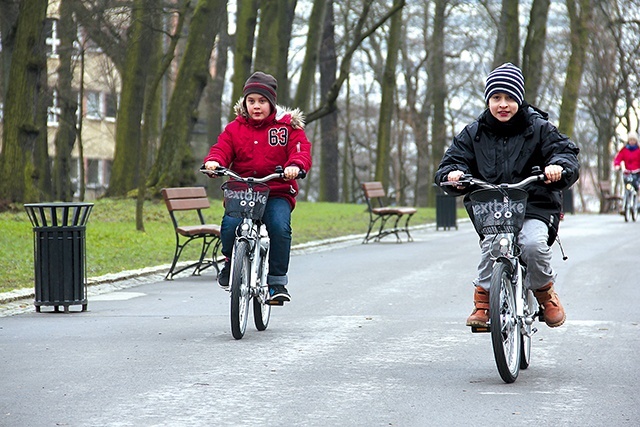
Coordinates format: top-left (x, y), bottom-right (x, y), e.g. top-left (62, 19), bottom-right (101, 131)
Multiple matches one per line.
top-left (599, 180), bottom-right (622, 213)
top-left (361, 181), bottom-right (417, 243)
top-left (161, 187), bottom-right (222, 280)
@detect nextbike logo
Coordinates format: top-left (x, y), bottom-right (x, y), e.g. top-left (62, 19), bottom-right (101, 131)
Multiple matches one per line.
top-left (224, 188), bottom-right (267, 205)
top-left (473, 199), bottom-right (525, 219)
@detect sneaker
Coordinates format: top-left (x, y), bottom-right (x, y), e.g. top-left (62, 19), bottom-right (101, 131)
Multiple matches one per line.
top-left (269, 285), bottom-right (291, 303)
top-left (217, 261), bottom-right (230, 289)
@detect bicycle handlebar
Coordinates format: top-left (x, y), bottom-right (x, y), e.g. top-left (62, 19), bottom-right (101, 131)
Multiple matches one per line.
top-left (440, 173), bottom-right (547, 191)
top-left (200, 166), bottom-right (306, 182)
top-left (440, 167), bottom-right (572, 191)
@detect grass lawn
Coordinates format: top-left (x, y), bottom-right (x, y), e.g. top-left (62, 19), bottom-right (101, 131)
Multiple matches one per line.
top-left (0, 197), bottom-right (460, 294)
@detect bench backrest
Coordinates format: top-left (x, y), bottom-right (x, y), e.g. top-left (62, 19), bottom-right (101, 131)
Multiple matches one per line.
top-left (362, 181), bottom-right (387, 209)
top-left (161, 187), bottom-right (210, 226)
top-left (599, 180), bottom-right (615, 198)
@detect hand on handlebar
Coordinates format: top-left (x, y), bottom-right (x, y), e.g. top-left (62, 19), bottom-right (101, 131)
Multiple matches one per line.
top-left (202, 161), bottom-right (223, 178)
top-left (544, 165), bottom-right (564, 184)
top-left (284, 165), bottom-right (300, 180)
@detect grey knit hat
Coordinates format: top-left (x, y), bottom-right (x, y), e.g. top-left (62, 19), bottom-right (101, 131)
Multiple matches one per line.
top-left (484, 63), bottom-right (525, 106)
top-left (243, 71), bottom-right (277, 110)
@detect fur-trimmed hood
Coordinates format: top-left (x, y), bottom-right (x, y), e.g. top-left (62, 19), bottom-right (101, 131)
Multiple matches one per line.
top-left (233, 98), bottom-right (306, 129)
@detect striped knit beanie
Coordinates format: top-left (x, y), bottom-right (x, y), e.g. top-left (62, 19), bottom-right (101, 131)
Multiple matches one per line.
top-left (243, 71), bottom-right (278, 110)
top-left (484, 63), bottom-right (525, 106)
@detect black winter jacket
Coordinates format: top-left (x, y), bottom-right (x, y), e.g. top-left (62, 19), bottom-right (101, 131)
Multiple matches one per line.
top-left (434, 105), bottom-right (580, 243)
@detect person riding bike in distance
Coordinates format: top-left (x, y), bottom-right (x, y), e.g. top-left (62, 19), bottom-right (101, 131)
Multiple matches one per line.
top-left (434, 63), bottom-right (580, 329)
top-left (203, 71), bottom-right (312, 303)
top-left (614, 131), bottom-right (640, 192)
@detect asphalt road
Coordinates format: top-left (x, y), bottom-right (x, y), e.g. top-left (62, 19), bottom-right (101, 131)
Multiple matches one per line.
top-left (1, 214), bottom-right (638, 427)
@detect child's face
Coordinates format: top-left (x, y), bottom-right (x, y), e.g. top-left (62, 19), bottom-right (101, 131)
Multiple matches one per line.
top-left (488, 92), bottom-right (519, 122)
top-left (245, 93), bottom-right (272, 120)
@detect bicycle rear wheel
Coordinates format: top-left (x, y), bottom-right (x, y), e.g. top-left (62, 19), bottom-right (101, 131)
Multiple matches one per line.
top-left (253, 253), bottom-right (271, 331)
top-left (230, 241), bottom-right (251, 340)
top-left (490, 261), bottom-right (521, 383)
top-left (631, 192), bottom-right (637, 222)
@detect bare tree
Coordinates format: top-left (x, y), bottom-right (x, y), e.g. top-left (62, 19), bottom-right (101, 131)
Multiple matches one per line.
top-left (374, 0), bottom-right (405, 191)
top-left (147, 0), bottom-right (226, 194)
top-left (558, 0), bottom-right (593, 138)
top-left (319, 0), bottom-right (339, 202)
top-left (52, 0), bottom-right (79, 201)
top-left (522, 0), bottom-right (550, 105)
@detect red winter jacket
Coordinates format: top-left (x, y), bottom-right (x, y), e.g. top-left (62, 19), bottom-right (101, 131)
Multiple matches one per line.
top-left (614, 145), bottom-right (640, 172)
top-left (204, 100), bottom-right (313, 209)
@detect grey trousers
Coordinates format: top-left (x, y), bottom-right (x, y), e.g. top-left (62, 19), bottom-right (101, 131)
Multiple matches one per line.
top-left (473, 218), bottom-right (556, 291)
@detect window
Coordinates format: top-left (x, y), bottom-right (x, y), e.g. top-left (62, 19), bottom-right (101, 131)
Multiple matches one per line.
top-left (105, 93), bottom-right (117, 120)
top-left (45, 18), bottom-right (60, 57)
top-left (86, 91), bottom-right (101, 119)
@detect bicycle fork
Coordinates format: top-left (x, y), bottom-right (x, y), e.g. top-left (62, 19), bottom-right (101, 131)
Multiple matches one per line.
top-left (510, 259), bottom-right (538, 338)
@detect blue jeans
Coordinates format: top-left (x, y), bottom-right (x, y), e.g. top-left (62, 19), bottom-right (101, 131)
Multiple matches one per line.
top-left (220, 197), bottom-right (292, 286)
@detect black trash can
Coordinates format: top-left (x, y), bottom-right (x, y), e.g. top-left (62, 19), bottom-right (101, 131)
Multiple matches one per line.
top-left (24, 203), bottom-right (93, 313)
top-left (562, 188), bottom-right (575, 215)
top-left (436, 192), bottom-right (457, 230)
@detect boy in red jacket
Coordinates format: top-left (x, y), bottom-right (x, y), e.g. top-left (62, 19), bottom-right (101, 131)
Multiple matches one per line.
top-left (203, 72), bottom-right (312, 303)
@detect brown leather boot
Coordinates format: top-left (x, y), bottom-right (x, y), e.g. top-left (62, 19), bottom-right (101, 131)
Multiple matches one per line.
top-left (534, 283), bottom-right (566, 327)
top-left (466, 287), bottom-right (490, 327)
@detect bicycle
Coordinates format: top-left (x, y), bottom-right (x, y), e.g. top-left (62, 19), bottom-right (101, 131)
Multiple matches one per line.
top-left (201, 166), bottom-right (304, 340)
top-left (621, 169), bottom-right (640, 222)
top-left (441, 169), bottom-right (560, 383)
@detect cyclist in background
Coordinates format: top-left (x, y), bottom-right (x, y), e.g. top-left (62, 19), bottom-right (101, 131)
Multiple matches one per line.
top-left (203, 71), bottom-right (312, 303)
top-left (614, 131), bottom-right (640, 191)
top-left (434, 63), bottom-right (580, 329)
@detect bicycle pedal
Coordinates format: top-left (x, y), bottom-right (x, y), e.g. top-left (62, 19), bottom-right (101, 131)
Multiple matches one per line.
top-left (470, 326), bottom-right (490, 333)
top-left (266, 299), bottom-right (285, 306)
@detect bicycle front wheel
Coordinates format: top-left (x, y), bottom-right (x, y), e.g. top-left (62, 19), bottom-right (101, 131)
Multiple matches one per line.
top-left (230, 241), bottom-right (251, 340)
top-left (632, 192), bottom-right (638, 222)
top-left (253, 253), bottom-right (271, 331)
top-left (490, 261), bottom-right (521, 383)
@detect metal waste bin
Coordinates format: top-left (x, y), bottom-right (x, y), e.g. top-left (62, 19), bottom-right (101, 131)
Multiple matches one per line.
top-left (24, 203), bottom-right (93, 313)
top-left (436, 191), bottom-right (457, 230)
top-left (562, 188), bottom-right (575, 215)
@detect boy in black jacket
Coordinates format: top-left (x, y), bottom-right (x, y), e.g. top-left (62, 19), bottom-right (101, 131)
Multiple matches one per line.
top-left (435, 63), bottom-right (580, 328)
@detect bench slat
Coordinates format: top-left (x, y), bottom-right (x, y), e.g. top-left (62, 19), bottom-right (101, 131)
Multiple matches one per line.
top-left (165, 198), bottom-right (211, 211)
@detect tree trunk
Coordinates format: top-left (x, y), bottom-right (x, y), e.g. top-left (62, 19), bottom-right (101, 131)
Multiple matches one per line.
top-left (0, 0), bottom-right (48, 203)
top-left (0, 1), bottom-right (20, 101)
top-left (558, 0), bottom-right (593, 138)
top-left (428, 0), bottom-right (447, 208)
top-left (254, 0), bottom-right (297, 105)
top-left (52, 0), bottom-right (78, 202)
top-left (147, 0), bottom-right (225, 195)
top-left (107, 0), bottom-right (155, 197)
top-left (229, 0), bottom-right (259, 120)
top-left (374, 0), bottom-right (404, 191)
top-left (319, 0), bottom-right (339, 202)
top-left (493, 0), bottom-right (520, 67)
top-left (292, 0), bottom-right (328, 112)
top-left (521, 0), bottom-right (550, 105)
